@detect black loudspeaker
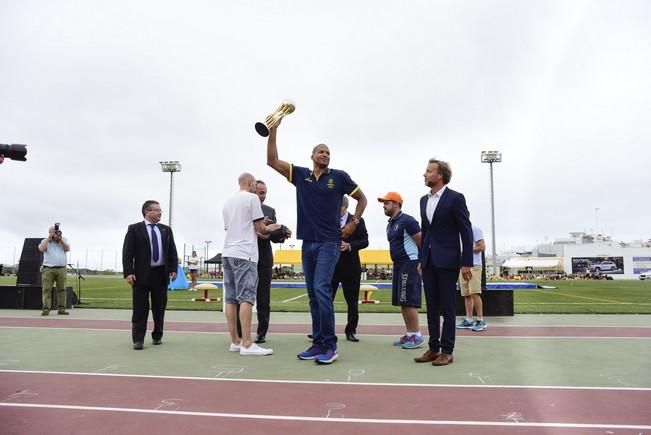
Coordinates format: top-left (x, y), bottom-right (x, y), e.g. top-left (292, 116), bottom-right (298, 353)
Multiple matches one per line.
top-left (0, 285), bottom-right (76, 309)
top-left (17, 238), bottom-right (44, 286)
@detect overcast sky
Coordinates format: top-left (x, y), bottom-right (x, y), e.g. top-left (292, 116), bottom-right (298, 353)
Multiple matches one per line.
top-left (1, 0), bottom-right (650, 270)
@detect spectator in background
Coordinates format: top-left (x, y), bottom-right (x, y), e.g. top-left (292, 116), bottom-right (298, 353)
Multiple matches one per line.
top-left (456, 225), bottom-right (487, 332)
top-left (38, 224), bottom-right (70, 316)
top-left (188, 250), bottom-right (200, 291)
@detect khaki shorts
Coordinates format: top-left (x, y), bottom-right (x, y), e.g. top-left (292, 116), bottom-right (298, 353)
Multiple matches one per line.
top-left (459, 265), bottom-right (483, 296)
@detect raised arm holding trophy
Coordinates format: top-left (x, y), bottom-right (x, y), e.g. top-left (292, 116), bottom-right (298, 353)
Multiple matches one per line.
top-left (255, 100), bottom-right (295, 137)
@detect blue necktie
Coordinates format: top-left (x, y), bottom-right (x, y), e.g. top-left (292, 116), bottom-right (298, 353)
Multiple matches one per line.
top-left (149, 224), bottom-right (160, 263)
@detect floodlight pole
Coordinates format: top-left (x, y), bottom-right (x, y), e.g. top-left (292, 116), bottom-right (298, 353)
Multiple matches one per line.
top-left (481, 151), bottom-right (502, 275)
top-left (159, 161), bottom-right (182, 227)
top-left (204, 240), bottom-right (212, 273)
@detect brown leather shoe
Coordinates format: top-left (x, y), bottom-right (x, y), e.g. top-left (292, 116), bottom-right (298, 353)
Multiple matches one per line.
top-left (432, 352), bottom-right (453, 366)
top-left (414, 349), bottom-right (441, 363)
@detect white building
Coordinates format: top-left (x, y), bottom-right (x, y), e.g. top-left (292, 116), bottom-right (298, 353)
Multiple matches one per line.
top-left (506, 232), bottom-right (651, 279)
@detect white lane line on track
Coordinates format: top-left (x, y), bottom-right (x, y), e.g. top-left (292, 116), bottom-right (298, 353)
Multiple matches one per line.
top-left (0, 402), bottom-right (649, 430)
top-left (0, 326), bottom-right (649, 340)
top-left (1, 316), bottom-right (650, 328)
top-left (281, 293), bottom-right (308, 303)
top-left (2, 369), bottom-right (651, 391)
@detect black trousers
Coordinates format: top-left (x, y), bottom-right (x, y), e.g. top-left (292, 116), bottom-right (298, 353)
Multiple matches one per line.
top-left (421, 264), bottom-right (459, 354)
top-left (131, 267), bottom-right (168, 343)
top-left (331, 270), bottom-right (360, 335)
top-left (256, 264), bottom-right (273, 337)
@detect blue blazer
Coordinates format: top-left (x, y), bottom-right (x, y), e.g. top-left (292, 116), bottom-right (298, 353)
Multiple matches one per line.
top-left (419, 187), bottom-right (474, 269)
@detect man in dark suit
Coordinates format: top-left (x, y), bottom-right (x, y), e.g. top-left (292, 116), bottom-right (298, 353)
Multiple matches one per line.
top-left (331, 195), bottom-right (368, 342)
top-left (415, 159), bottom-right (473, 366)
top-left (122, 200), bottom-right (178, 350)
top-left (254, 180), bottom-right (277, 344)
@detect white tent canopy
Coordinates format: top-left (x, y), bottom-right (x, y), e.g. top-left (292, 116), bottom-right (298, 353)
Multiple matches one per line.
top-left (502, 258), bottom-right (562, 269)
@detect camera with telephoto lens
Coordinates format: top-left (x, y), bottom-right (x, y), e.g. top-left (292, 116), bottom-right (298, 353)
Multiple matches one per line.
top-left (53, 222), bottom-right (62, 238)
top-left (0, 144), bottom-right (28, 161)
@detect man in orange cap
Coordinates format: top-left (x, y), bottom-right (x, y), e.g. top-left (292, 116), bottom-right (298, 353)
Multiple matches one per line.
top-left (378, 192), bottom-right (425, 349)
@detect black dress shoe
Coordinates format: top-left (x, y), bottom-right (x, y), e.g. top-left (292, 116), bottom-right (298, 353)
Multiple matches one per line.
top-left (152, 339), bottom-right (162, 345)
top-left (133, 341), bottom-right (144, 350)
top-left (346, 333), bottom-right (359, 342)
top-left (254, 335), bottom-right (266, 344)
top-left (307, 334), bottom-right (313, 339)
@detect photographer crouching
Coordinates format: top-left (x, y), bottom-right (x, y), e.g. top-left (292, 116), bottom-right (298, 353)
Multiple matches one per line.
top-left (38, 223), bottom-right (70, 315)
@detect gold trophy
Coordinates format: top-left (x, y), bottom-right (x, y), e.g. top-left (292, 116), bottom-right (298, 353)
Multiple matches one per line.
top-left (255, 100), bottom-right (295, 137)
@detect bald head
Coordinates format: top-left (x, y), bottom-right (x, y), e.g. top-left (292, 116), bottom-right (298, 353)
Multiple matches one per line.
top-left (238, 173), bottom-right (257, 193)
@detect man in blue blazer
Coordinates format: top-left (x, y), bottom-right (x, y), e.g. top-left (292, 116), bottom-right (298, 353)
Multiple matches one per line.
top-left (415, 158), bottom-right (473, 366)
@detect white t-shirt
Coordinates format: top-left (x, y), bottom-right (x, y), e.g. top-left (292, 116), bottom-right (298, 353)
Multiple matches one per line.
top-left (471, 226), bottom-right (484, 266)
top-left (222, 190), bottom-right (264, 263)
top-left (188, 256), bottom-right (199, 270)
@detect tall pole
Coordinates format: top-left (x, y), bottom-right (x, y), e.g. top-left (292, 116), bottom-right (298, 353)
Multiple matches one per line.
top-left (489, 162), bottom-right (497, 275)
top-left (169, 171), bottom-right (174, 227)
top-left (204, 240), bottom-right (212, 273)
top-left (481, 150), bottom-right (502, 275)
top-left (160, 161), bottom-right (182, 228)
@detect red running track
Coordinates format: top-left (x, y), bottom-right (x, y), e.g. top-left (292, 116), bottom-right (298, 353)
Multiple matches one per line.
top-left (1, 316), bottom-right (650, 337)
top-left (1, 371), bottom-right (650, 435)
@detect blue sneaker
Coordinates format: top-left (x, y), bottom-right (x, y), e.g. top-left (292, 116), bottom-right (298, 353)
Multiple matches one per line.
top-left (401, 335), bottom-right (425, 349)
top-left (393, 334), bottom-right (409, 346)
top-left (456, 319), bottom-right (474, 329)
top-left (471, 320), bottom-right (487, 332)
top-left (315, 348), bottom-right (338, 364)
top-left (298, 345), bottom-right (323, 360)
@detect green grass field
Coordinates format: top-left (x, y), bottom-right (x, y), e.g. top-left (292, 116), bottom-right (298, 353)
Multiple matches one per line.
top-left (1, 275), bottom-right (650, 314)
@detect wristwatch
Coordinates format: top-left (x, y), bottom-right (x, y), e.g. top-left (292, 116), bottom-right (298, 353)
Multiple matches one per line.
top-left (352, 216), bottom-right (360, 225)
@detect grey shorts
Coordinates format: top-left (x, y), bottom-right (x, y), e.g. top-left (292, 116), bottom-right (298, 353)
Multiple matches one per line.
top-left (223, 257), bottom-right (258, 305)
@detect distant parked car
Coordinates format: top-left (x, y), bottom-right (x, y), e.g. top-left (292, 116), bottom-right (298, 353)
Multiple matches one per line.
top-left (589, 261), bottom-right (618, 273)
top-left (640, 271), bottom-right (651, 281)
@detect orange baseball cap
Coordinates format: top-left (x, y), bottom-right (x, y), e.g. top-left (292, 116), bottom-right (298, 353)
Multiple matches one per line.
top-left (377, 192), bottom-right (403, 205)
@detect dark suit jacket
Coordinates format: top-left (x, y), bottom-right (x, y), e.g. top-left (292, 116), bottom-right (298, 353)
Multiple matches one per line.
top-left (334, 213), bottom-right (369, 275)
top-left (257, 203), bottom-right (277, 268)
top-left (122, 221), bottom-right (178, 286)
top-left (419, 187), bottom-right (473, 269)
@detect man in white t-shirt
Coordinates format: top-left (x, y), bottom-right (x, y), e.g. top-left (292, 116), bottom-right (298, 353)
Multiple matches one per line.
top-left (222, 173), bottom-right (281, 356)
top-left (456, 225), bottom-right (487, 332)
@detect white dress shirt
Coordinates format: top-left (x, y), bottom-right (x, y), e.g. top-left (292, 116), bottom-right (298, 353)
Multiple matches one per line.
top-left (144, 219), bottom-right (164, 267)
top-left (425, 185), bottom-right (447, 223)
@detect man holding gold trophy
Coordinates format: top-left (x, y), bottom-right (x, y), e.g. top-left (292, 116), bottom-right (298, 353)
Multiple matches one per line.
top-left (261, 102), bottom-right (368, 364)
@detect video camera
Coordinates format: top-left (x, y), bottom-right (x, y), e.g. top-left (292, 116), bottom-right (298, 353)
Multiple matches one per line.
top-left (0, 144), bottom-right (28, 161)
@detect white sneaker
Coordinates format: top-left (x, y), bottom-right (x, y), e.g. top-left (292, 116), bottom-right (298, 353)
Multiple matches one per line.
top-left (228, 342), bottom-right (241, 352)
top-left (240, 343), bottom-right (273, 356)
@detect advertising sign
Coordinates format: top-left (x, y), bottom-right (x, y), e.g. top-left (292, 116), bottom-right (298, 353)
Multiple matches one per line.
top-left (571, 256), bottom-right (624, 274)
top-left (632, 257), bottom-right (651, 275)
